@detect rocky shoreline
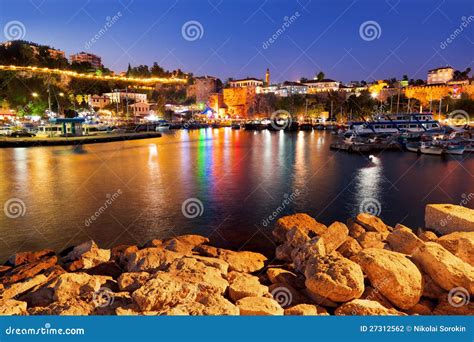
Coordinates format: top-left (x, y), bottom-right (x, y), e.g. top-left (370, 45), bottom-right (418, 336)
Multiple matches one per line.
top-left (0, 204), bottom-right (473, 316)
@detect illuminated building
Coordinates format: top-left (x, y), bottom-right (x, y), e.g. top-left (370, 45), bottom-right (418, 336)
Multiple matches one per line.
top-left (303, 79), bottom-right (340, 93)
top-left (427, 66), bottom-right (454, 85)
top-left (89, 95), bottom-right (111, 109)
top-left (229, 78), bottom-right (264, 88)
top-left (187, 76), bottom-right (218, 104)
top-left (70, 52), bottom-right (102, 69)
top-left (265, 68), bottom-right (270, 86)
top-left (103, 91), bottom-right (147, 104)
top-left (223, 86), bottom-right (256, 118)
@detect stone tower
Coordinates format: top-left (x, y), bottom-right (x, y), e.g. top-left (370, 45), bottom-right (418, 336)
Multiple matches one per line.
top-left (265, 68), bottom-right (270, 86)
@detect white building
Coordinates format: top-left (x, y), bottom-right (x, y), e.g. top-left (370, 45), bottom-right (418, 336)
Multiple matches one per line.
top-left (303, 79), bottom-right (340, 93)
top-left (280, 81), bottom-right (308, 95)
top-left (130, 102), bottom-right (150, 118)
top-left (103, 92), bottom-right (147, 104)
top-left (229, 78), bottom-right (264, 88)
top-left (89, 95), bottom-right (111, 109)
top-left (427, 66), bottom-right (454, 85)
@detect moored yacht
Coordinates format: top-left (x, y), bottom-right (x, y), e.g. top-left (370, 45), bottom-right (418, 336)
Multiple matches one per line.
top-left (347, 113), bottom-right (441, 135)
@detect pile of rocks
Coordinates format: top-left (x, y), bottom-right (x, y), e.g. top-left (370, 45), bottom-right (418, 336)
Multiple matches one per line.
top-left (0, 204), bottom-right (472, 316)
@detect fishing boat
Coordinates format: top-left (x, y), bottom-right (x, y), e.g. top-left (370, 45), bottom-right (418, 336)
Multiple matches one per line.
top-left (444, 144), bottom-right (465, 155)
top-left (419, 142), bottom-right (443, 155)
top-left (406, 142), bottom-right (420, 153)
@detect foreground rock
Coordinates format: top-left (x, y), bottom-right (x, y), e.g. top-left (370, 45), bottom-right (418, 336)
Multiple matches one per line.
top-left (437, 232), bottom-right (474, 265)
top-left (273, 213), bottom-right (326, 242)
top-left (304, 255), bottom-right (364, 302)
top-left (412, 242), bottom-right (474, 294)
top-left (335, 299), bottom-right (406, 316)
top-left (236, 297), bottom-right (284, 315)
top-left (355, 248), bottom-right (423, 309)
top-left (425, 204), bottom-right (474, 234)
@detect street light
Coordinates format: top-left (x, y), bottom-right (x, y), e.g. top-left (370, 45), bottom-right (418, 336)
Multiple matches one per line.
top-left (32, 92), bottom-right (38, 98)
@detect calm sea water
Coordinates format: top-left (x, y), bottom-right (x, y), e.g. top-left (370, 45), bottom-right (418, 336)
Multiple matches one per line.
top-left (0, 129), bottom-right (472, 261)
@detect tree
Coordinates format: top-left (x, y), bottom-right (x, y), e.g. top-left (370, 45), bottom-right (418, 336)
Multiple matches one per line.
top-left (316, 71), bottom-right (325, 81)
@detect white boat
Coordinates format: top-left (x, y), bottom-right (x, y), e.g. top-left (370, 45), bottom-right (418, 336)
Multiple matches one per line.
top-left (347, 113), bottom-right (441, 135)
top-left (419, 142), bottom-right (443, 155)
top-left (444, 144), bottom-right (465, 155)
top-left (406, 142), bottom-right (420, 153)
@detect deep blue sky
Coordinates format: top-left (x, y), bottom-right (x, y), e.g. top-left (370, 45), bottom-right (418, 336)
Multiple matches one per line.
top-left (1, 0), bottom-right (473, 83)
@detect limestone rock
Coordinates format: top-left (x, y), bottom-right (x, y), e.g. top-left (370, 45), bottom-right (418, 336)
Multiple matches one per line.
top-left (0, 299), bottom-right (28, 315)
top-left (356, 248), bottom-right (423, 309)
top-left (361, 287), bottom-right (394, 309)
top-left (357, 231), bottom-right (388, 249)
top-left (8, 249), bottom-right (54, 267)
top-left (437, 232), bottom-right (474, 265)
top-left (421, 271), bottom-right (446, 299)
top-left (126, 247), bottom-right (181, 273)
top-left (286, 227), bottom-right (310, 248)
top-left (1, 255), bottom-right (57, 284)
top-left (111, 245), bottom-right (138, 267)
top-left (29, 299), bottom-right (94, 315)
top-left (273, 213), bottom-right (326, 242)
top-left (425, 204), bottom-right (474, 234)
top-left (417, 229), bottom-right (438, 242)
top-left (304, 255), bottom-right (364, 302)
top-left (236, 297), bottom-right (284, 315)
top-left (387, 224), bottom-right (424, 255)
top-left (335, 299), bottom-right (406, 316)
top-left (132, 272), bottom-right (198, 311)
top-left (266, 268), bottom-right (305, 289)
top-left (2, 274), bottom-right (48, 300)
top-left (193, 245), bottom-right (219, 258)
top-left (53, 273), bottom-right (112, 302)
top-left (433, 293), bottom-right (474, 315)
top-left (405, 299), bottom-right (435, 315)
top-left (219, 250), bottom-right (267, 273)
top-left (269, 283), bottom-right (309, 307)
top-left (284, 303), bottom-right (328, 316)
top-left (163, 235), bottom-right (209, 255)
top-left (347, 219), bottom-right (366, 239)
top-left (189, 255), bottom-right (229, 276)
top-left (412, 242), bottom-right (474, 294)
top-left (228, 272), bottom-right (268, 302)
top-left (63, 240), bottom-right (111, 271)
top-left (337, 237), bottom-right (362, 259)
top-left (275, 242), bottom-right (292, 261)
top-left (118, 272), bottom-right (151, 292)
top-left (198, 294), bottom-right (239, 315)
top-left (320, 221), bottom-right (349, 253)
top-left (355, 213), bottom-right (389, 233)
top-left (291, 237), bottom-right (326, 273)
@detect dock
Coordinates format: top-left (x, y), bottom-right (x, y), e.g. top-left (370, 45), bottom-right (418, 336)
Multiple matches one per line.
top-left (330, 142), bottom-right (401, 153)
top-left (0, 132), bottom-right (162, 148)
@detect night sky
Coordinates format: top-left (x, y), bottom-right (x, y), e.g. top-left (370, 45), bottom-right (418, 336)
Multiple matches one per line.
top-left (1, 0), bottom-right (473, 82)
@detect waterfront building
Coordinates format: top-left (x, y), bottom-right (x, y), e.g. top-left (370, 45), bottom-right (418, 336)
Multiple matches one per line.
top-left (130, 102), bottom-right (150, 118)
top-left (89, 95), bottom-right (111, 109)
top-left (427, 66), bottom-right (454, 84)
top-left (187, 76), bottom-right (218, 104)
top-left (223, 86), bottom-right (257, 118)
top-left (70, 52), bottom-right (102, 69)
top-left (303, 79), bottom-right (340, 93)
top-left (103, 91), bottom-right (147, 104)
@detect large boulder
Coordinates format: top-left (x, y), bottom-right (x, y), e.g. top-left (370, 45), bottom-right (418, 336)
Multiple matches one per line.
top-left (236, 297), bottom-right (284, 315)
top-left (412, 242), bottom-right (474, 294)
top-left (266, 268), bottom-right (305, 289)
top-left (320, 221), bottom-right (349, 252)
top-left (8, 250), bottom-right (55, 267)
top-left (132, 272), bottom-right (198, 311)
top-left (304, 255), bottom-right (364, 302)
top-left (126, 247), bottom-right (181, 273)
top-left (1, 255), bottom-right (57, 284)
top-left (357, 231), bottom-right (388, 249)
top-left (335, 299), bottom-right (406, 316)
top-left (219, 250), bottom-right (267, 273)
top-left (53, 273), bottom-right (112, 302)
top-left (425, 204), bottom-right (474, 234)
top-left (1, 274), bottom-right (49, 300)
top-left (118, 272), bottom-right (151, 292)
top-left (347, 219), bottom-right (366, 239)
top-left (437, 232), bottom-right (474, 265)
top-left (0, 299), bottom-right (28, 315)
top-left (275, 242), bottom-right (293, 261)
top-left (273, 213), bottom-right (326, 242)
top-left (355, 248), bottom-right (423, 309)
top-left (355, 213), bottom-right (389, 233)
top-left (387, 224), bottom-right (424, 255)
top-left (291, 237), bottom-right (326, 273)
top-left (162, 235), bottom-right (210, 255)
top-left (228, 272), bottom-right (268, 302)
top-left (62, 241), bottom-right (110, 271)
top-left (198, 294), bottom-right (239, 315)
top-left (337, 237), bottom-right (362, 259)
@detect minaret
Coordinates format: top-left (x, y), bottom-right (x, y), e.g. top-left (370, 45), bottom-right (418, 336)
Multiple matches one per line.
top-left (265, 68), bottom-right (270, 86)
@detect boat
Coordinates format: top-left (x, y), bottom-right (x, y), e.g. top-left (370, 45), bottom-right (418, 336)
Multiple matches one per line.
top-left (444, 144), bottom-right (465, 155)
top-left (347, 113), bottom-right (441, 135)
top-left (299, 122), bottom-right (313, 131)
top-left (156, 120), bottom-right (171, 130)
top-left (419, 142), bottom-right (443, 155)
top-left (231, 123), bottom-right (241, 129)
top-left (406, 142), bottom-right (420, 153)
